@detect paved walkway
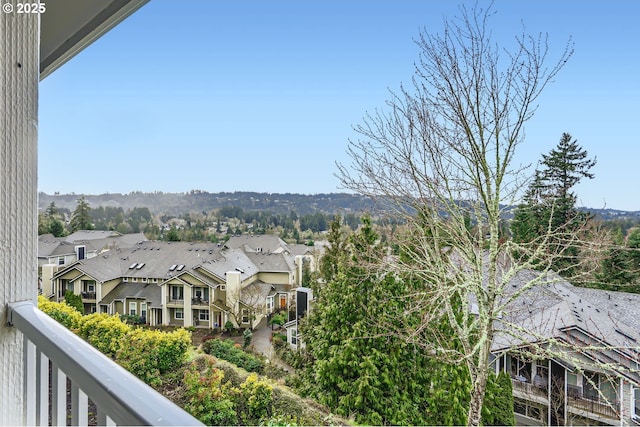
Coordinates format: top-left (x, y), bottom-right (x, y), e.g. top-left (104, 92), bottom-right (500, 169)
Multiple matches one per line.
top-left (251, 318), bottom-right (291, 371)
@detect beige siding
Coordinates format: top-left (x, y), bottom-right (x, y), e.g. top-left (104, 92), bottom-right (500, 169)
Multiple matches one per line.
top-left (257, 271), bottom-right (291, 285)
top-left (101, 278), bottom-right (121, 299)
top-left (0, 6), bottom-right (39, 424)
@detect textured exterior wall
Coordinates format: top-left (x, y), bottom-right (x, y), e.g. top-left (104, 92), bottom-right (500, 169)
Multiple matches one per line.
top-left (0, 3), bottom-right (39, 424)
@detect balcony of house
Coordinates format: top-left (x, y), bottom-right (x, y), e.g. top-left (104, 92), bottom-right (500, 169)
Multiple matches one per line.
top-left (566, 384), bottom-right (619, 421)
top-left (167, 285), bottom-right (185, 307)
top-left (6, 301), bottom-right (202, 426)
top-left (511, 376), bottom-right (549, 405)
top-left (191, 288), bottom-right (209, 307)
top-left (81, 281), bottom-right (97, 302)
top-left (81, 291), bottom-right (96, 301)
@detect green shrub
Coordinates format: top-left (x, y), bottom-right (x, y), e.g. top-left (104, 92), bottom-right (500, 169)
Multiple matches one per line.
top-left (243, 328), bottom-right (253, 349)
top-left (185, 355), bottom-right (345, 426)
top-left (235, 373), bottom-right (274, 425)
top-left (270, 312), bottom-right (287, 327)
top-left (77, 313), bottom-right (131, 357)
top-left (183, 357), bottom-right (237, 425)
top-left (203, 338), bottom-right (265, 373)
top-left (119, 313), bottom-right (142, 324)
top-left (38, 295), bottom-right (82, 329)
top-left (116, 327), bottom-right (192, 386)
top-left (64, 291), bottom-right (84, 313)
top-left (224, 320), bottom-right (235, 333)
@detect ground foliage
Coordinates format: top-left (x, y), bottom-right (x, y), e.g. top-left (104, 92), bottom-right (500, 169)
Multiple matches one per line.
top-left (203, 338), bottom-right (266, 373)
top-left (182, 355), bottom-right (345, 426)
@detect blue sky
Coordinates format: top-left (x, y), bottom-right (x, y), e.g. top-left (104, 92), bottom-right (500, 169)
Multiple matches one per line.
top-left (39, 1), bottom-right (640, 211)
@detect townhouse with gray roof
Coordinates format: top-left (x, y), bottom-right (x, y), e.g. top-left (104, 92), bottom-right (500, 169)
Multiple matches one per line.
top-left (38, 230), bottom-right (147, 296)
top-left (490, 270), bottom-right (640, 425)
top-left (49, 236), bottom-right (312, 330)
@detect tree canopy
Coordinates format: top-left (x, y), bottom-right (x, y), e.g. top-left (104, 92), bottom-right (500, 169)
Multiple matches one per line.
top-left (336, 4), bottom-right (573, 425)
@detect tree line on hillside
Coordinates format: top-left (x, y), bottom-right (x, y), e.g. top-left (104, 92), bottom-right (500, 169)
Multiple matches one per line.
top-left (38, 191), bottom-right (378, 216)
top-left (37, 197), bottom-right (363, 244)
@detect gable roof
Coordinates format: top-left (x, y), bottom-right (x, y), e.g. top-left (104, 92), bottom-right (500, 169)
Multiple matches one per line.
top-left (225, 235), bottom-right (290, 254)
top-left (99, 281), bottom-right (161, 308)
top-left (52, 239), bottom-right (297, 285)
top-left (493, 270), bottom-right (640, 383)
top-left (65, 230), bottom-right (122, 241)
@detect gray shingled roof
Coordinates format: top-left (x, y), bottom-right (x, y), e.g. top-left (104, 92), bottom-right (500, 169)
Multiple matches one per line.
top-left (54, 240), bottom-right (295, 286)
top-left (65, 230), bottom-right (121, 242)
top-left (38, 234), bottom-right (77, 257)
top-left (225, 235), bottom-right (290, 254)
top-left (197, 249), bottom-right (256, 282)
top-left (99, 282), bottom-right (161, 308)
top-left (39, 232), bottom-right (148, 259)
top-left (493, 270), bottom-right (640, 379)
top-left (245, 251), bottom-right (296, 272)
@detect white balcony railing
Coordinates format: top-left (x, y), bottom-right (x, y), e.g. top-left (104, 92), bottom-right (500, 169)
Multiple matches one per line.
top-left (7, 301), bottom-right (203, 426)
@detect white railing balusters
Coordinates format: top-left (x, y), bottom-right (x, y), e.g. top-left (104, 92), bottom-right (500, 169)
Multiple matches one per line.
top-left (7, 301), bottom-right (203, 426)
top-left (51, 362), bottom-right (66, 426)
top-left (71, 384), bottom-right (88, 426)
top-left (36, 350), bottom-right (49, 426)
top-left (24, 338), bottom-right (37, 426)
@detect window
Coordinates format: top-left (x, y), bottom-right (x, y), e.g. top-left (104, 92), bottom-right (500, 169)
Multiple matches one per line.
top-left (510, 355), bottom-right (531, 381)
top-left (76, 245), bottom-right (86, 260)
top-left (140, 303), bottom-right (147, 320)
top-left (82, 280), bottom-right (95, 293)
top-left (290, 328), bottom-right (297, 345)
top-left (171, 285), bottom-right (184, 301)
top-left (58, 257), bottom-right (65, 265)
top-left (513, 398), bottom-right (545, 422)
top-left (241, 308), bottom-right (250, 324)
top-left (131, 277), bottom-right (137, 282)
top-left (633, 388), bottom-right (640, 419)
top-left (266, 296), bottom-right (273, 313)
top-left (194, 287), bottom-right (208, 302)
top-left (129, 301), bottom-right (137, 316)
top-left (199, 310), bottom-right (209, 321)
top-left (174, 308), bottom-right (184, 320)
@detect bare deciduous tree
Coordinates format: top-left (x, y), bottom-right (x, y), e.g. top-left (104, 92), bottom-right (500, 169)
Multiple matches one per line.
top-left (337, 4), bottom-right (574, 425)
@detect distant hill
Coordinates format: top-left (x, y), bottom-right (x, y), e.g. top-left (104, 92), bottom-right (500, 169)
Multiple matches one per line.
top-left (38, 191), bottom-right (378, 216)
top-left (38, 191), bottom-right (640, 220)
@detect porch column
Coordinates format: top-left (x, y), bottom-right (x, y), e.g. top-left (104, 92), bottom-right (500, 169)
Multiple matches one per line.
top-left (0, 3), bottom-right (40, 425)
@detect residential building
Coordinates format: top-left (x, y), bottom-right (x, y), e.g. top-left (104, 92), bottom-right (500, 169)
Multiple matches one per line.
top-left (491, 271), bottom-right (640, 426)
top-left (50, 237), bottom-right (313, 329)
top-left (284, 286), bottom-right (314, 350)
top-left (38, 230), bottom-right (146, 297)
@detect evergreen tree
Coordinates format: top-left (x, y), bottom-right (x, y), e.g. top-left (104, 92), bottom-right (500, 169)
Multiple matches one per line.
top-left (301, 217), bottom-right (492, 425)
top-left (64, 291), bottom-right (84, 314)
top-left (511, 133), bottom-right (596, 275)
top-left (69, 197), bottom-right (94, 232)
top-left (598, 227), bottom-right (640, 290)
top-left (166, 226), bottom-right (181, 242)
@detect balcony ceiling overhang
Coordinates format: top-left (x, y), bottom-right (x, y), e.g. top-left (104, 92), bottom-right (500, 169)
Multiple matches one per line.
top-left (40, 0), bottom-right (149, 80)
